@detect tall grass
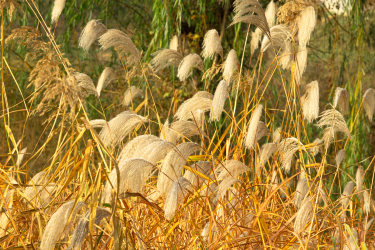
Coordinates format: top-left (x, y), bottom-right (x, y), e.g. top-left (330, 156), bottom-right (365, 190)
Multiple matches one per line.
top-left (0, 0), bottom-right (375, 249)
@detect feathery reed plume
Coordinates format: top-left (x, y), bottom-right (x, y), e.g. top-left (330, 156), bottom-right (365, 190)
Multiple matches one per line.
top-left (102, 158), bottom-right (154, 204)
top-left (41, 200), bottom-right (87, 250)
top-left (364, 190), bottom-right (370, 215)
top-left (0, 182), bottom-right (15, 237)
top-left (126, 160), bottom-right (156, 193)
top-left (222, 50), bottom-right (240, 83)
top-left (150, 49), bottom-right (183, 72)
top-left (277, 137), bottom-right (305, 173)
top-left (162, 120), bottom-right (204, 143)
top-left (124, 86), bottom-right (144, 107)
top-left (230, 0), bottom-right (271, 39)
top-left (96, 67), bottom-right (116, 96)
top-left (51, 0), bottom-right (66, 24)
top-left (335, 149), bottom-right (346, 166)
top-left (70, 207), bottom-right (111, 250)
top-left (260, 24), bottom-right (291, 53)
top-left (321, 127), bottom-right (334, 149)
top-left (245, 104), bottom-right (263, 149)
top-left (301, 80), bottom-right (319, 123)
top-left (99, 29), bottom-right (140, 66)
top-left (217, 177), bottom-right (241, 201)
top-left (210, 80), bottom-right (229, 121)
top-left (279, 40), bottom-right (292, 69)
top-left (269, 170), bottom-right (278, 191)
top-left (341, 181), bottom-right (354, 209)
top-left (296, 6), bottom-right (316, 47)
top-left (71, 72), bottom-right (98, 97)
top-left (183, 161), bottom-right (212, 187)
top-left (201, 29), bottom-right (223, 60)
top-left (310, 138), bottom-right (322, 156)
top-left (344, 228), bottom-right (358, 250)
top-left (294, 199), bottom-right (313, 234)
top-left (365, 218), bottom-right (374, 231)
top-left (24, 171), bottom-right (56, 208)
top-left (157, 142), bottom-right (200, 196)
top-left (170, 35), bottom-right (179, 51)
top-left (16, 147), bottom-right (27, 167)
top-left (250, 28), bottom-right (263, 54)
top-left (293, 177), bottom-right (309, 208)
top-left (274, 127), bottom-right (282, 143)
top-left (117, 135), bottom-right (161, 162)
top-left (294, 45), bottom-right (308, 84)
top-left (177, 53), bottom-right (204, 81)
top-left (164, 177), bottom-right (193, 220)
top-left (356, 166), bottom-right (365, 197)
top-left (255, 121), bottom-right (270, 142)
top-left (201, 222), bottom-right (217, 242)
top-left (265, 0), bottom-right (276, 27)
top-left (99, 111), bottom-right (149, 147)
top-left (137, 140), bottom-right (175, 165)
top-left (363, 88), bottom-right (375, 120)
top-left (78, 20), bottom-right (107, 52)
top-left (89, 119), bottom-right (106, 129)
top-left (217, 160), bottom-right (249, 180)
top-left (259, 143), bottom-right (276, 166)
top-left (175, 95), bottom-right (212, 121)
top-left (193, 91), bottom-right (214, 99)
top-left (333, 87), bottom-right (350, 115)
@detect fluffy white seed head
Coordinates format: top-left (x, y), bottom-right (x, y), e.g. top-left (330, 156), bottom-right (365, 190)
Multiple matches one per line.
top-left (297, 6), bottom-right (316, 47)
top-left (201, 29), bottom-right (223, 60)
top-left (265, 0), bottom-right (276, 28)
top-left (251, 28), bottom-right (263, 54)
top-left (335, 149), bottom-right (346, 166)
top-left (96, 67), bottom-right (116, 96)
top-left (259, 143), bottom-right (276, 166)
top-left (222, 50), bottom-right (240, 83)
top-left (78, 20), bottom-right (107, 52)
top-left (333, 87), bottom-right (350, 115)
top-left (51, 0), bottom-right (66, 24)
top-left (124, 86), bottom-right (144, 107)
top-left (170, 35), bottom-right (179, 51)
top-left (245, 105), bottom-right (263, 150)
top-left (210, 80), bottom-right (229, 121)
top-left (302, 80), bottom-right (319, 123)
top-left (177, 53), bottom-right (204, 81)
top-left (294, 45), bottom-right (308, 85)
top-left (363, 88), bottom-right (375, 120)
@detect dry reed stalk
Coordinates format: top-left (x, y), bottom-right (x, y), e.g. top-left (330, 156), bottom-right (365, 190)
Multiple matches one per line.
top-left (124, 86), bottom-right (144, 107)
top-left (201, 29), bottom-right (223, 60)
top-left (170, 35), bottom-right (179, 51)
top-left (296, 6), bottom-right (316, 47)
top-left (78, 20), bottom-right (107, 52)
top-left (301, 80), bottom-right (319, 123)
top-left (177, 53), bottom-right (204, 81)
top-left (96, 67), bottom-right (116, 96)
top-left (363, 88), bottom-right (375, 120)
top-left (150, 49), bottom-right (183, 73)
top-left (157, 142), bottom-right (200, 196)
top-left (164, 177), bottom-right (193, 220)
top-left (51, 0), bottom-right (66, 24)
top-left (210, 80), bottom-right (229, 121)
top-left (259, 143), bottom-right (276, 166)
top-left (333, 87), bottom-right (350, 115)
top-left (245, 104), bottom-right (263, 149)
top-left (41, 200), bottom-right (87, 250)
top-left (99, 29), bottom-right (140, 66)
top-left (222, 49), bottom-right (240, 83)
top-left (0, 185), bottom-right (15, 237)
top-left (99, 111), bottom-right (149, 147)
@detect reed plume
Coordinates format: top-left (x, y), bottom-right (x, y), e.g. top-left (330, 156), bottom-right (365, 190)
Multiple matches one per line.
top-left (217, 160), bottom-right (249, 180)
top-left (294, 45), bottom-right (308, 84)
top-left (51, 0), bottom-right (66, 24)
top-left (222, 50), bottom-right (240, 83)
top-left (259, 143), bottom-right (276, 166)
top-left (341, 181), bottom-right (354, 209)
top-left (335, 149), bottom-right (346, 166)
top-left (78, 20), bottom-right (107, 52)
top-left (269, 170), bottom-right (278, 192)
top-left (89, 119), bottom-right (106, 129)
top-left (70, 207), bottom-right (111, 250)
top-left (274, 127), bottom-right (282, 143)
top-left (161, 120), bottom-right (204, 143)
top-left (217, 177), bottom-right (242, 201)
top-left (210, 80), bottom-right (229, 121)
top-left (24, 171), bottom-right (56, 208)
top-left (16, 147), bottom-right (27, 167)
top-left (277, 137), bottom-right (305, 173)
top-left (296, 6), bottom-right (316, 47)
top-left (255, 121), bottom-right (270, 142)
top-left (126, 160), bottom-right (156, 193)
top-left (356, 166), bottom-right (365, 197)
top-left (118, 135), bottom-right (161, 162)
top-left (99, 29), bottom-right (140, 66)
top-left (265, 0), bottom-right (276, 27)
top-left (245, 104), bottom-right (263, 149)
top-left (363, 190), bottom-right (370, 215)
top-left (310, 138), bottom-right (322, 156)
top-left (175, 95), bottom-right (212, 121)
top-left (177, 53), bottom-right (204, 81)
top-left (250, 28), bottom-right (262, 54)
top-left (293, 177), bottom-right (309, 208)
top-left (201, 29), bottom-right (223, 60)
top-left (260, 24), bottom-right (291, 53)
top-left (157, 142), bottom-right (200, 196)
top-left (363, 88), bottom-right (375, 120)
top-left (183, 161), bottom-right (212, 187)
top-left (193, 91), bottom-right (214, 99)
top-left (41, 200), bottom-right (87, 250)
top-left (279, 40), bottom-right (292, 69)
top-left (344, 228), bottom-right (358, 250)
top-left (301, 80), bottom-right (319, 123)
top-left (294, 199), bottom-right (313, 234)
top-left (170, 35), bottom-right (179, 51)
top-left (124, 86), bottom-right (144, 107)
top-left (137, 140), bottom-right (175, 165)
top-left (201, 222), bottom-right (217, 242)
top-left (102, 158), bottom-right (154, 204)
top-left (96, 67), bottom-right (116, 96)
top-left (99, 111), bottom-right (149, 147)
top-left (164, 177), bottom-right (193, 220)
top-left (333, 87), bottom-right (349, 115)
top-left (150, 49), bottom-right (183, 73)
top-left (230, 0), bottom-right (271, 39)
top-left (71, 72), bottom-right (98, 97)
